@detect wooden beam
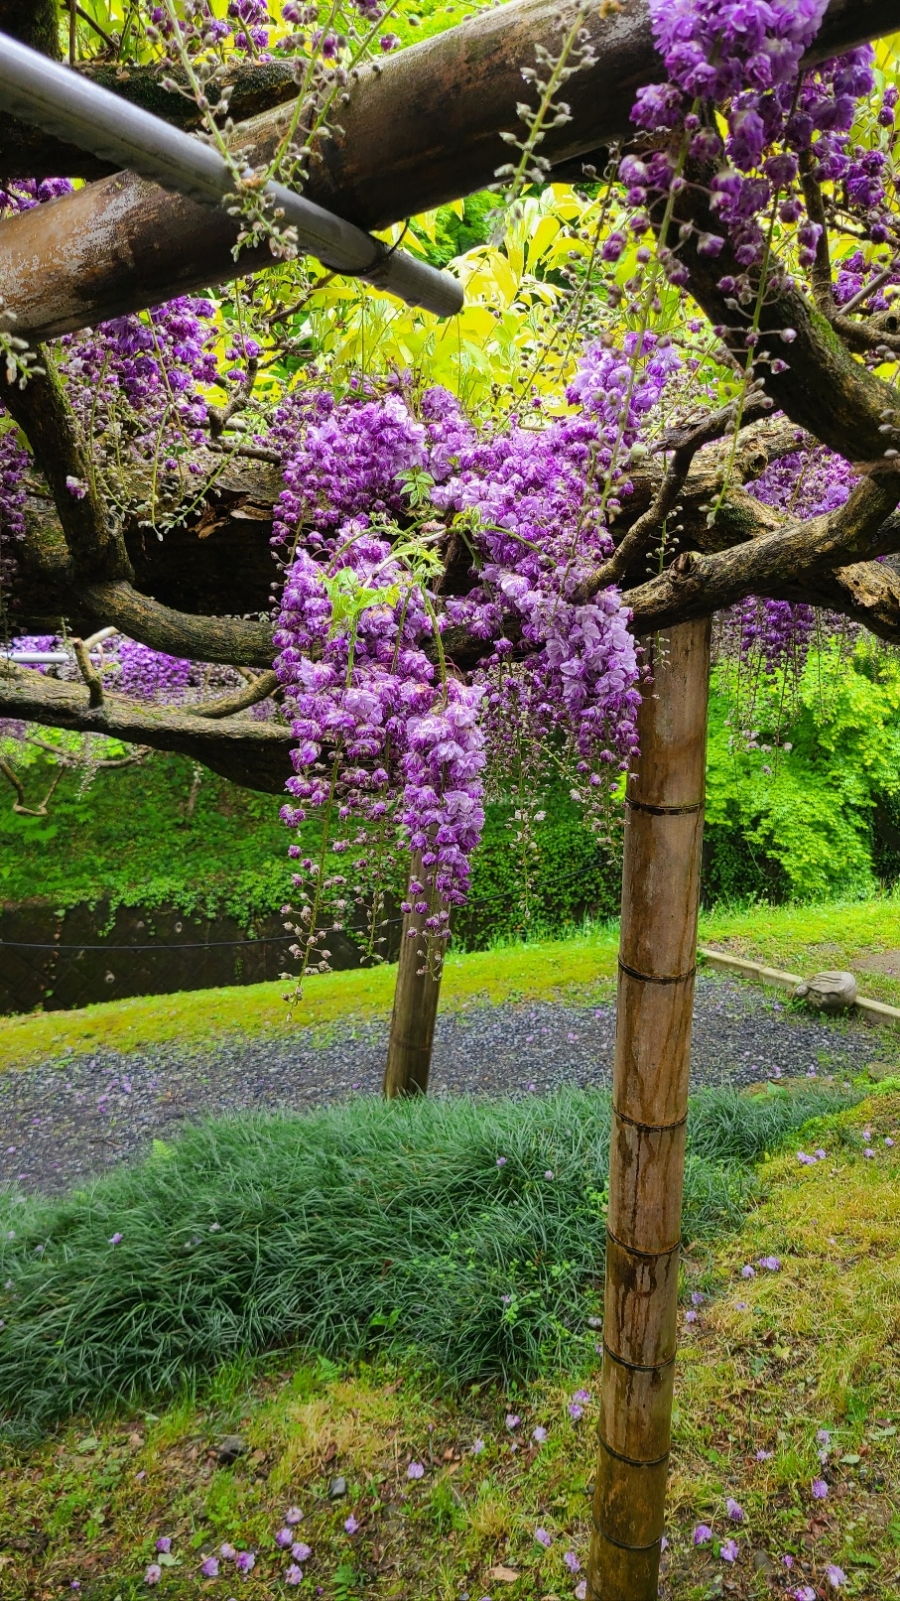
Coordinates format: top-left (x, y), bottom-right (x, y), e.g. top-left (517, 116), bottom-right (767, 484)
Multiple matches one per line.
top-left (1, 0), bottom-right (897, 339)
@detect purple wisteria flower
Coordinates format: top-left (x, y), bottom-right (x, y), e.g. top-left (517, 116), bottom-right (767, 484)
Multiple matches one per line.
top-left (758, 1256), bottom-right (781, 1271)
top-left (291, 1542), bottom-right (311, 1562)
top-left (693, 1525), bottom-right (713, 1545)
top-left (407, 1461), bottom-right (425, 1480)
top-left (285, 1506), bottom-right (303, 1524)
top-left (826, 1564), bottom-right (847, 1587)
top-left (275, 1527), bottom-right (293, 1547)
top-left (144, 1567), bottom-right (162, 1586)
top-left (285, 1565), bottom-right (304, 1586)
top-left (741, 1265), bottom-right (756, 1279)
top-left (568, 1402), bottom-right (584, 1421)
top-left (812, 1478), bottom-right (828, 1499)
top-left (756, 1449), bottom-right (772, 1461)
top-left (793, 1588), bottom-right (817, 1601)
top-left (344, 1516), bottom-right (359, 1535)
top-left (726, 1498), bottom-right (744, 1522)
top-left (473, 1439), bottom-right (485, 1454)
top-left (720, 1538), bottom-right (739, 1563)
top-left (496, 1157), bottom-right (507, 1168)
top-left (685, 1309), bottom-right (698, 1323)
top-left (200, 1557), bottom-right (219, 1577)
top-left (108, 1232), bottom-right (123, 1246)
top-left (564, 1551), bottom-right (581, 1573)
top-left (532, 1426), bottom-right (547, 1444)
top-left (535, 1528), bottom-right (552, 1548)
top-left (235, 1551), bottom-right (255, 1573)
top-left (220, 1543), bottom-right (237, 1560)
top-left (155, 1538), bottom-right (171, 1554)
top-left (506, 1413), bottom-right (520, 1430)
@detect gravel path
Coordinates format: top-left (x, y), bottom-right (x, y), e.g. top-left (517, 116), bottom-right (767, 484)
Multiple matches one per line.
top-left (0, 973), bottom-right (889, 1196)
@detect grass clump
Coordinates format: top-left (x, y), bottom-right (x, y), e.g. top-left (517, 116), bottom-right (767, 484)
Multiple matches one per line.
top-left (0, 1084), bottom-right (857, 1433)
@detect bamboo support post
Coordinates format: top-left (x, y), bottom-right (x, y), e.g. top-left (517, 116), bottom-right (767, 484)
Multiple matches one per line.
top-left (587, 618), bottom-right (711, 1601)
top-left (382, 856), bottom-right (448, 1098)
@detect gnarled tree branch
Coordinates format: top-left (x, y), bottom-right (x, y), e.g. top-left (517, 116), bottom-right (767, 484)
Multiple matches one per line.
top-left (0, 663), bottom-right (293, 789)
top-left (624, 477), bottom-right (900, 635)
top-left (80, 580), bottom-right (274, 666)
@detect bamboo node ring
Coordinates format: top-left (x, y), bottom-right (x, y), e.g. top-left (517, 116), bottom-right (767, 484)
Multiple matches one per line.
top-left (618, 959), bottom-right (696, 984)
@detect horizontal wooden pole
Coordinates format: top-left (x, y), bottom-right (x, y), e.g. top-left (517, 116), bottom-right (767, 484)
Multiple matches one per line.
top-left (0, 0), bottom-right (897, 338)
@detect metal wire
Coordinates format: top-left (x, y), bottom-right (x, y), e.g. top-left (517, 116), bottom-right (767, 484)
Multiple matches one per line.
top-left (0, 31), bottom-right (463, 318)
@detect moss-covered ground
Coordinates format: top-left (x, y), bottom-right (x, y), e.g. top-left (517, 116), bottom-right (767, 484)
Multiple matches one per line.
top-left (1, 1088), bottom-right (896, 1600)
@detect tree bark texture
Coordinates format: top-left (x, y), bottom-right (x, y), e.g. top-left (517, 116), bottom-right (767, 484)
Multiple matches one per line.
top-left (588, 618), bottom-right (711, 1601)
top-left (1, 0), bottom-right (897, 340)
top-left (0, 663), bottom-right (293, 788)
top-left (382, 855), bottom-right (447, 1097)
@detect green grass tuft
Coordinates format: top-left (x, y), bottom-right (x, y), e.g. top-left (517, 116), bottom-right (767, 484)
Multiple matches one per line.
top-left (0, 1085), bottom-right (857, 1435)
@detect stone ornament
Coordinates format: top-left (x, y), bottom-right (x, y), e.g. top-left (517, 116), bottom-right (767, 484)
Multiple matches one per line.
top-left (793, 971), bottom-right (859, 1013)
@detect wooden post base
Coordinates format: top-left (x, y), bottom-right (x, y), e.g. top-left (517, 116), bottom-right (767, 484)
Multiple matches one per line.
top-left (587, 619), bottom-right (711, 1600)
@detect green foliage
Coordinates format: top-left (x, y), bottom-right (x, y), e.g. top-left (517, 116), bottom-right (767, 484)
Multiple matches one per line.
top-left (457, 785), bottom-right (622, 946)
top-left (705, 641), bottom-right (900, 903)
top-left (0, 1084), bottom-right (857, 1433)
top-left (0, 749), bottom-right (622, 943)
top-left (0, 752), bottom-right (290, 929)
top-left (9, 639), bottom-right (900, 942)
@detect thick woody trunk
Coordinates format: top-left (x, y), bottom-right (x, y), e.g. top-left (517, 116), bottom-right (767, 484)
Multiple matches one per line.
top-left (588, 618), bottom-right (711, 1601)
top-left (382, 856), bottom-right (447, 1097)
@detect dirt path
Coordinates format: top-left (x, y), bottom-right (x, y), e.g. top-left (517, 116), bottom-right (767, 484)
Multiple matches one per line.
top-left (0, 973), bottom-right (888, 1195)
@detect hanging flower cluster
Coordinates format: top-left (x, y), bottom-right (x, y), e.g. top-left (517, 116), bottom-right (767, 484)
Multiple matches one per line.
top-left (56, 297), bottom-right (221, 489)
top-left (272, 335), bottom-right (681, 969)
top-left (630, 1), bottom-right (890, 275)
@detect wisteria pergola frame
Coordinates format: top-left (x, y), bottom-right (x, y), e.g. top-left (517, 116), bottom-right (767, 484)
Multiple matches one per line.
top-left (4, 2), bottom-right (900, 1597)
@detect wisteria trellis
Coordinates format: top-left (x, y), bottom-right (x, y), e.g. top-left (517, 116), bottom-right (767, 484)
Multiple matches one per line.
top-left (3, 0), bottom-right (900, 1596)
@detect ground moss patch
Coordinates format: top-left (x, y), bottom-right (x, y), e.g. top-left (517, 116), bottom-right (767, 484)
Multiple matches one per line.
top-left (0, 930), bottom-right (621, 1070)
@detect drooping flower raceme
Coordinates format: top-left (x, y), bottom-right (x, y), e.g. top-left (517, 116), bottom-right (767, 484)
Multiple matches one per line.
top-left (273, 344), bottom-right (676, 974)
